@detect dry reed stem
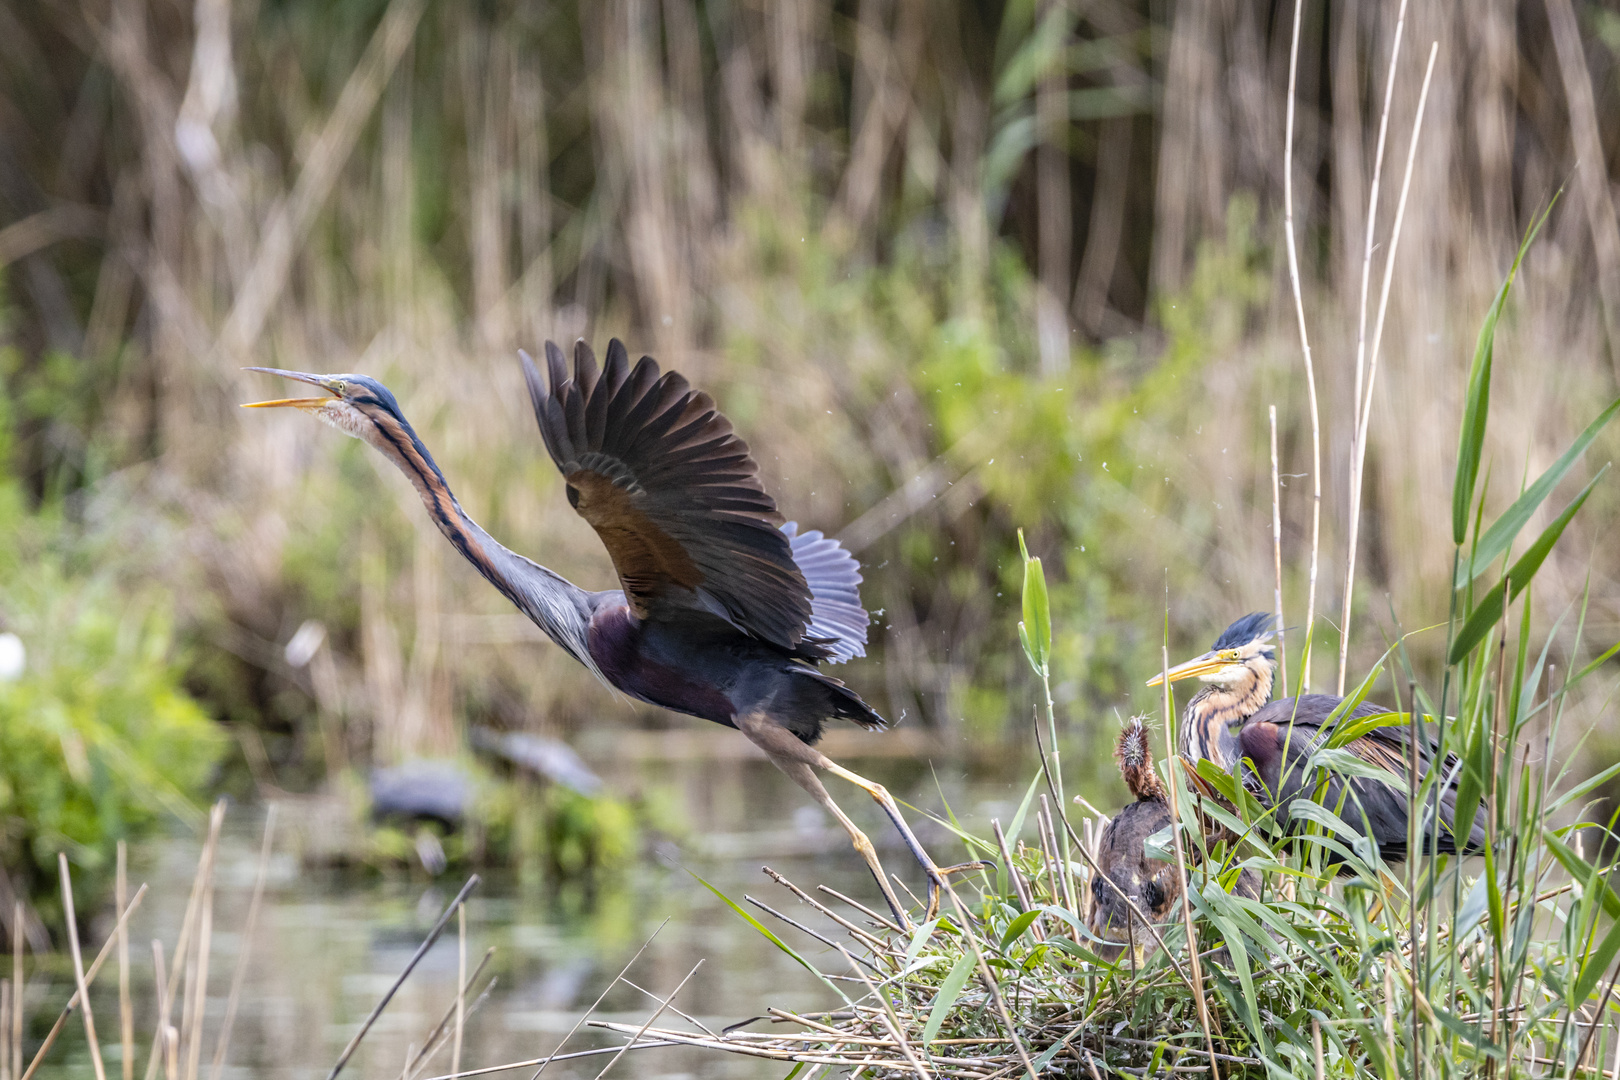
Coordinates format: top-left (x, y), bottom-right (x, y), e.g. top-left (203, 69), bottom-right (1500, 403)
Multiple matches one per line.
top-left (816, 884), bottom-right (904, 938)
top-left (400, 948), bottom-right (494, 1080)
top-left (143, 801), bottom-right (226, 1080)
top-left (326, 875), bottom-right (480, 1080)
top-left (19, 884), bottom-right (149, 1080)
top-left (1343, 38), bottom-right (1437, 697)
top-left (932, 880), bottom-right (1038, 1079)
top-left (745, 896), bottom-right (881, 972)
top-left (762, 869), bottom-right (890, 950)
top-left (215, 0), bottom-right (426, 363)
top-left (589, 961), bottom-right (702, 1080)
top-left (991, 821), bottom-right (1040, 939)
top-left (1269, 405), bottom-right (1288, 698)
top-left (183, 804), bottom-right (224, 1080)
top-left (527, 917), bottom-right (667, 1080)
top-left (117, 843), bottom-right (132, 1080)
top-left (1339, 0), bottom-right (1408, 694)
top-left (11, 901), bottom-right (21, 1080)
top-left (1546, 0), bottom-right (1620, 365)
top-left (208, 805), bottom-right (277, 1080)
top-left (418, 1041), bottom-right (681, 1080)
top-left (402, 973), bottom-right (499, 1080)
top-left (148, 945), bottom-right (167, 1078)
top-left (837, 946), bottom-right (931, 1078)
top-left (1, 977), bottom-right (9, 1080)
top-left (1159, 645), bottom-right (1218, 1079)
top-left (618, 978), bottom-right (718, 1040)
top-left (57, 855), bottom-right (108, 1080)
top-left (1281, 0), bottom-right (1321, 693)
top-left (452, 906), bottom-right (465, 1080)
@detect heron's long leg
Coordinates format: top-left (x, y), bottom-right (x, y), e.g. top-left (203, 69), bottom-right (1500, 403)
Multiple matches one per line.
top-left (820, 761), bottom-right (993, 919)
top-left (822, 762), bottom-right (942, 874)
top-left (731, 710), bottom-right (917, 929)
top-left (770, 756), bottom-right (915, 930)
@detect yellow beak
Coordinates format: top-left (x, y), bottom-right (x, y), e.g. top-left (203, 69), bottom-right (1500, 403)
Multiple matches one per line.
top-left (1145, 651), bottom-right (1225, 687)
top-left (240, 397), bottom-right (328, 409)
top-left (241, 367), bottom-right (340, 409)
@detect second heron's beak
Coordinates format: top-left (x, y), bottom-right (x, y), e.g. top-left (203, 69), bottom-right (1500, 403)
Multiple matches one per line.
top-left (1145, 651), bottom-right (1225, 688)
top-left (240, 367), bottom-right (341, 409)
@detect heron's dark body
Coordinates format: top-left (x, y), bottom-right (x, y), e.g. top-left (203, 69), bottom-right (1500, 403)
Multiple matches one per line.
top-left (585, 598), bottom-right (877, 743)
top-left (1238, 694), bottom-right (1487, 861)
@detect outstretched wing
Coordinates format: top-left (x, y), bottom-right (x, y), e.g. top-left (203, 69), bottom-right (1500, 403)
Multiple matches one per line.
top-left (522, 339), bottom-right (815, 651)
top-left (783, 521), bottom-right (870, 663)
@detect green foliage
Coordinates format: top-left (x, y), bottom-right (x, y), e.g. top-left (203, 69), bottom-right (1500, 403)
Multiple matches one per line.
top-left (1015, 530), bottom-right (1050, 674)
top-left (0, 543), bottom-right (216, 909)
top-left (538, 788), bottom-right (637, 877)
top-left (696, 217), bottom-right (1620, 1078)
top-left (0, 341), bottom-right (224, 919)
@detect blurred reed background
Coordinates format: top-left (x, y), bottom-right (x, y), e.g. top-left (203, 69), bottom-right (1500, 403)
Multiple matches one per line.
top-left (0, 0), bottom-right (1618, 846)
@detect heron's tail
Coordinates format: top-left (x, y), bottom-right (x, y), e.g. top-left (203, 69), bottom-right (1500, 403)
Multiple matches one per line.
top-left (782, 664), bottom-right (887, 742)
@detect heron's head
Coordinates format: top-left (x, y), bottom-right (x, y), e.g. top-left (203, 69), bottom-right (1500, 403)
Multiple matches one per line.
top-left (242, 368), bottom-right (408, 450)
top-left (1145, 611), bottom-right (1277, 692)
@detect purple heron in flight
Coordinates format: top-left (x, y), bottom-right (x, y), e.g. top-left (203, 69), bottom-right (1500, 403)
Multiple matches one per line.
top-left (246, 339), bottom-right (954, 928)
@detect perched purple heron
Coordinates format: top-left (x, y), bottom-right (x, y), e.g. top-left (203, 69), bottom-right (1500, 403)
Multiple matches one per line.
top-left (246, 339), bottom-right (952, 928)
top-left (1149, 613), bottom-right (1487, 865)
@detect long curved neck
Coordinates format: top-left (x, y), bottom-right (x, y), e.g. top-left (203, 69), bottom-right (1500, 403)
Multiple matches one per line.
top-left (361, 408), bottom-right (599, 674)
top-left (1180, 662), bottom-right (1274, 772)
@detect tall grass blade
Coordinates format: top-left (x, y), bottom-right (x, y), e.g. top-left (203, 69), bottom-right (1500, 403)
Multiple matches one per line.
top-left (1451, 197), bottom-right (1557, 544)
top-left (1449, 466), bottom-right (1607, 662)
top-left (1544, 831), bottom-right (1620, 918)
top-left (1455, 393), bottom-right (1620, 587)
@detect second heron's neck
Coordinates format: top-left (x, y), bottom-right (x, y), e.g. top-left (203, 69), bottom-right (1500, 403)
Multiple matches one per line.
top-left (1180, 666), bottom-right (1273, 772)
top-left (364, 410), bottom-right (597, 671)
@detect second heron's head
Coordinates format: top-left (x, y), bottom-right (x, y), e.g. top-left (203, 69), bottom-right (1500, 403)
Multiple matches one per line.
top-left (1146, 611), bottom-right (1277, 695)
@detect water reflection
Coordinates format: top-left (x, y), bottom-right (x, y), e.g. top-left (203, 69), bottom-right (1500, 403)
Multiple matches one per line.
top-left (45, 756), bottom-right (1045, 1080)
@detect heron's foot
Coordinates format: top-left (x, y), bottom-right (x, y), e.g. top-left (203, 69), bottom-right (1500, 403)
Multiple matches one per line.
top-left (921, 860), bottom-right (996, 921)
top-left (940, 859), bottom-right (996, 876)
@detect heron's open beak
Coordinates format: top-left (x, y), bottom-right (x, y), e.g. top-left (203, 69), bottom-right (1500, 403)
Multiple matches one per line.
top-left (240, 367), bottom-right (340, 409)
top-left (1145, 651), bottom-right (1224, 687)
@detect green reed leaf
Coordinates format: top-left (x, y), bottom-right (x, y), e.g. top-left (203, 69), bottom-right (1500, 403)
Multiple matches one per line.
top-left (1450, 466), bottom-right (1606, 664)
top-left (1457, 394), bottom-right (1620, 588)
top-left (1453, 197), bottom-right (1557, 544)
top-left (921, 950), bottom-right (978, 1045)
top-left (688, 872), bottom-right (849, 1002)
top-left (1017, 530), bottom-right (1051, 672)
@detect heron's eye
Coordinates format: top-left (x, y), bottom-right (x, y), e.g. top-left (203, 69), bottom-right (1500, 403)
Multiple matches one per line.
top-left (1220, 650), bottom-right (1240, 662)
top-left (330, 380), bottom-right (346, 394)
top-left (566, 485), bottom-right (580, 509)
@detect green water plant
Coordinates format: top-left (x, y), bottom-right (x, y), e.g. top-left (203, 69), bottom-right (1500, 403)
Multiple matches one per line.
top-left (650, 208), bottom-right (1620, 1079)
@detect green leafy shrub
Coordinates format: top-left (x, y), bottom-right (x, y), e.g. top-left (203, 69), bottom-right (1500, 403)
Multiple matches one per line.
top-left (0, 357), bottom-right (224, 924)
